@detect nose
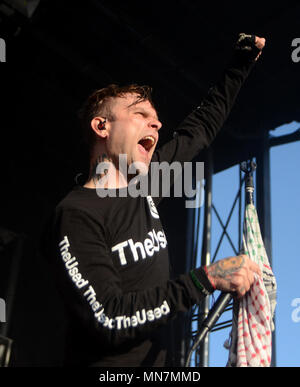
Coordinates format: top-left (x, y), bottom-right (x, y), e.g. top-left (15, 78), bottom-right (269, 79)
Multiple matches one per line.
top-left (149, 118), bottom-right (162, 131)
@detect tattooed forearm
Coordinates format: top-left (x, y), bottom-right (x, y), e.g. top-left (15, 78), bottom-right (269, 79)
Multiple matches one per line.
top-left (208, 255), bottom-right (245, 279)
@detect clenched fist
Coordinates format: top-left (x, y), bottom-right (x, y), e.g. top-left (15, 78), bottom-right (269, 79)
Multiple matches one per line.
top-left (206, 254), bottom-right (262, 298)
top-left (235, 33), bottom-right (266, 62)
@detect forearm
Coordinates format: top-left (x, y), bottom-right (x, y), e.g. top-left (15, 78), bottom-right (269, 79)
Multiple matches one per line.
top-left (54, 257), bottom-right (213, 348)
top-left (153, 56), bottom-right (255, 168)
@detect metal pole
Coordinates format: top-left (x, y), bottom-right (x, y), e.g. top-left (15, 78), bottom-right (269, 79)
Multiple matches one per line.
top-left (239, 166), bottom-right (243, 250)
top-left (183, 183), bottom-right (199, 367)
top-left (198, 149), bottom-right (213, 367)
top-left (255, 130), bottom-right (276, 367)
top-left (0, 235), bottom-right (24, 338)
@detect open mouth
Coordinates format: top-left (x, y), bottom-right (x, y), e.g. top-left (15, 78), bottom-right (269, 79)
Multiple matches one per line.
top-left (138, 135), bottom-right (156, 153)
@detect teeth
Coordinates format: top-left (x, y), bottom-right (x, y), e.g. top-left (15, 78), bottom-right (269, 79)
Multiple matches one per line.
top-left (143, 136), bottom-right (155, 145)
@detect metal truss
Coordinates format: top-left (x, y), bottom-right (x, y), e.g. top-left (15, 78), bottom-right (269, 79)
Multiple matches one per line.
top-left (187, 125), bottom-right (300, 367)
top-left (188, 150), bottom-right (247, 367)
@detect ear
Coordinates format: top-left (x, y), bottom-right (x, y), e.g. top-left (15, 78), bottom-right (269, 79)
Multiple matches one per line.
top-left (91, 117), bottom-right (109, 139)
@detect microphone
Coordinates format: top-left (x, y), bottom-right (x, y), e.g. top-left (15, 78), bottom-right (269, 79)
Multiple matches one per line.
top-left (185, 292), bottom-right (232, 367)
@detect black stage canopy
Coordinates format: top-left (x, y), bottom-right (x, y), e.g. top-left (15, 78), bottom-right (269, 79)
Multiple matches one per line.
top-left (0, 0), bottom-right (299, 366)
top-left (1, 0), bottom-right (299, 231)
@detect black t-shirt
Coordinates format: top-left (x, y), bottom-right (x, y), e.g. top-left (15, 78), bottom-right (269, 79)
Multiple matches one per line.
top-left (50, 56), bottom-right (255, 366)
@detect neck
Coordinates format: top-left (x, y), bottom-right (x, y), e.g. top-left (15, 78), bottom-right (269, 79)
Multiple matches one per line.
top-left (84, 153), bottom-right (128, 189)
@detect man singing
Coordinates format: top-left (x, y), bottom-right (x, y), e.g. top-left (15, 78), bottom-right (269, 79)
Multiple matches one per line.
top-left (49, 34), bottom-right (265, 366)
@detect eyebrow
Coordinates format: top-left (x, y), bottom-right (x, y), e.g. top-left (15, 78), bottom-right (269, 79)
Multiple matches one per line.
top-left (128, 105), bottom-right (159, 121)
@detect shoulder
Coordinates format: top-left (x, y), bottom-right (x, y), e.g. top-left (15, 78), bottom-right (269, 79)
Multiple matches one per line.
top-left (55, 185), bottom-right (105, 223)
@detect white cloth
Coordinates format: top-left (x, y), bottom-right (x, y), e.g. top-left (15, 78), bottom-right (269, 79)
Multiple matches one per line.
top-left (225, 204), bottom-right (277, 367)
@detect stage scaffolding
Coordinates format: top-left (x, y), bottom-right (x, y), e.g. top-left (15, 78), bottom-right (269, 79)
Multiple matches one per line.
top-left (185, 126), bottom-right (300, 367)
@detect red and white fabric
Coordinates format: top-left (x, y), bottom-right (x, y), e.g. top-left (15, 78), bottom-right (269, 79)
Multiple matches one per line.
top-left (225, 204), bottom-right (277, 367)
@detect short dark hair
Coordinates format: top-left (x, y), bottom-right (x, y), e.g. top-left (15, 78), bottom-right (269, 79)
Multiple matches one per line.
top-left (78, 84), bottom-right (155, 147)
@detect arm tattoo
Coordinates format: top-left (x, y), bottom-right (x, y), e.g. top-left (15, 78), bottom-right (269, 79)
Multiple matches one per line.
top-left (208, 255), bottom-right (245, 279)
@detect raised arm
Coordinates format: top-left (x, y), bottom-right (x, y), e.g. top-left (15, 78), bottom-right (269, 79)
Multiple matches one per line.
top-left (153, 34), bottom-right (266, 166)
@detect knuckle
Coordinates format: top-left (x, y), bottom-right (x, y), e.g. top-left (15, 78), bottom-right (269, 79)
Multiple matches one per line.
top-left (233, 277), bottom-right (243, 288)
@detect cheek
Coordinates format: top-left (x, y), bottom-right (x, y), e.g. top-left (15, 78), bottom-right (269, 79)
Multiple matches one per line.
top-left (108, 129), bottom-right (136, 157)
top-left (108, 129), bottom-right (125, 150)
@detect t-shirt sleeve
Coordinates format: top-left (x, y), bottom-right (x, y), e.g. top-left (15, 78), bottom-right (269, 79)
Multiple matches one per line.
top-left (51, 206), bottom-right (211, 349)
top-left (152, 58), bottom-right (255, 167)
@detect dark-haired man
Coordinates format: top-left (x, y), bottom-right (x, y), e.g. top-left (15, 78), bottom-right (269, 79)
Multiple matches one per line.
top-left (80, 84), bottom-right (161, 187)
top-left (49, 35), bottom-right (265, 366)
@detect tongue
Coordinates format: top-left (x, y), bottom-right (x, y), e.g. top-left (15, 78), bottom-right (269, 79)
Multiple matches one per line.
top-left (138, 143), bottom-right (148, 154)
top-left (139, 137), bottom-right (153, 151)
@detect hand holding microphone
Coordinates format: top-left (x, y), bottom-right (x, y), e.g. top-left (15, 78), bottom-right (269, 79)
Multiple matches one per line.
top-left (206, 254), bottom-right (262, 299)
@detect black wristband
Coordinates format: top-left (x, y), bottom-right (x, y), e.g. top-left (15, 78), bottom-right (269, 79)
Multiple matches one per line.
top-left (190, 267), bottom-right (215, 295)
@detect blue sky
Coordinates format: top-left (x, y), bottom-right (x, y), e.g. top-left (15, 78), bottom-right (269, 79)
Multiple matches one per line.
top-left (193, 121), bottom-right (300, 367)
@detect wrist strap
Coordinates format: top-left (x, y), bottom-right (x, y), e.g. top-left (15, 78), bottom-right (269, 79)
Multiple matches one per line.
top-left (204, 265), bottom-right (216, 290)
top-left (190, 267), bottom-right (215, 296)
